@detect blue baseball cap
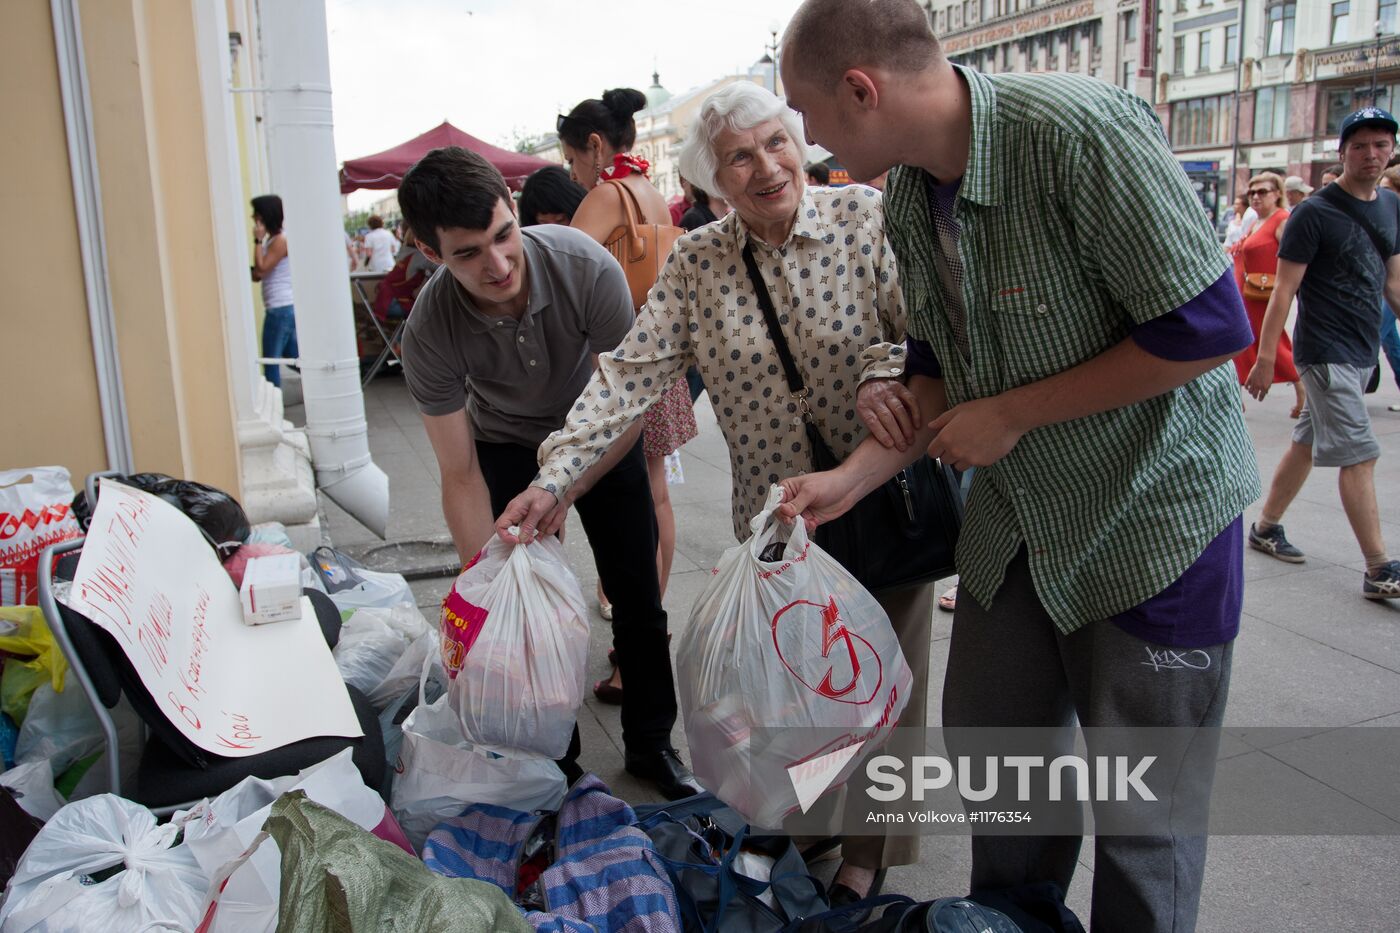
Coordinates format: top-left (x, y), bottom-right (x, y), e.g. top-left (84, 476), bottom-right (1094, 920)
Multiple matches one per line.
top-left (1339, 106), bottom-right (1399, 147)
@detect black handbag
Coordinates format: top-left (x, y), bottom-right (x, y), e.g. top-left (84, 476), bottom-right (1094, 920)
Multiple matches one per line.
top-left (740, 244), bottom-right (961, 593)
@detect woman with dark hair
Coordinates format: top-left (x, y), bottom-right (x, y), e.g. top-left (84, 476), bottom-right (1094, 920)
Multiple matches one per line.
top-left (250, 194), bottom-right (296, 387)
top-left (519, 165), bottom-right (588, 226)
top-left (557, 89), bottom-right (698, 702)
top-left (678, 184), bottom-right (726, 231)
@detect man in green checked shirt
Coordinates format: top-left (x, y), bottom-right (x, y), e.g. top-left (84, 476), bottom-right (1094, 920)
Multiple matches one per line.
top-left (777, 0), bottom-right (1260, 928)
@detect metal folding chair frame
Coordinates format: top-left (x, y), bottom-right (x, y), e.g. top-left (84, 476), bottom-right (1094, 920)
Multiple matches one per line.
top-left (351, 271), bottom-right (407, 386)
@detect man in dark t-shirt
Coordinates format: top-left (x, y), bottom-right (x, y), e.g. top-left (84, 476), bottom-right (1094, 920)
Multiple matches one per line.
top-left (1246, 108), bottom-right (1400, 599)
top-left (396, 146), bottom-right (701, 800)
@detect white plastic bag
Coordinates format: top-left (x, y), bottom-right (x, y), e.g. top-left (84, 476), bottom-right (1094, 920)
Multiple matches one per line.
top-left (391, 682), bottom-right (566, 851)
top-left (332, 604), bottom-right (432, 707)
top-left (0, 794), bottom-right (207, 933)
top-left (677, 487), bottom-right (912, 829)
top-left (0, 467), bottom-right (83, 606)
top-left (174, 748), bottom-right (412, 933)
top-left (310, 547), bottom-right (413, 612)
top-left (440, 534), bottom-right (588, 758)
top-left (14, 682), bottom-right (102, 776)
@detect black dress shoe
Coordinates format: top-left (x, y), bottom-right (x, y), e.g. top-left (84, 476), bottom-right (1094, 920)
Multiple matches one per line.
top-left (625, 748), bottom-right (704, 800)
top-left (827, 863), bottom-right (887, 923)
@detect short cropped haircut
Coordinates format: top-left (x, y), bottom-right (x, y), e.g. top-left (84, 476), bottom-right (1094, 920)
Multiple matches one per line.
top-left (367, 214), bottom-right (384, 229)
top-left (805, 162), bottom-right (830, 184)
top-left (398, 146), bottom-right (510, 254)
top-left (250, 194), bottom-right (284, 234)
top-left (518, 165), bottom-right (587, 226)
top-left (678, 82), bottom-right (807, 198)
top-left (783, 0), bottom-right (940, 90)
top-left (558, 88), bottom-right (648, 152)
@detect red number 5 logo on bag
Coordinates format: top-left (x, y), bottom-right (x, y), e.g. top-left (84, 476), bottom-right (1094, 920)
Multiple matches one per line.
top-left (772, 597), bottom-right (884, 704)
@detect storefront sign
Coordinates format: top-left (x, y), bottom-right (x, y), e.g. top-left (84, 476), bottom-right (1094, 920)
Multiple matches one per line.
top-left (1314, 39), bottom-right (1400, 78)
top-left (943, 0), bottom-right (1097, 53)
top-left (68, 481), bottom-right (363, 757)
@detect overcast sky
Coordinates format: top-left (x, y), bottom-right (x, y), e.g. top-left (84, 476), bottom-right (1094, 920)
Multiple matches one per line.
top-left (326, 0), bottom-right (806, 208)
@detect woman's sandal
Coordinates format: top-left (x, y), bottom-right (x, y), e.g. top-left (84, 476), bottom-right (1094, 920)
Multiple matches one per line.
top-left (937, 585), bottom-right (958, 613)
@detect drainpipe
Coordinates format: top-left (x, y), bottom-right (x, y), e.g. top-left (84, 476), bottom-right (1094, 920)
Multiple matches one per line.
top-left (51, 0), bottom-right (133, 474)
top-left (258, 0), bottom-right (387, 537)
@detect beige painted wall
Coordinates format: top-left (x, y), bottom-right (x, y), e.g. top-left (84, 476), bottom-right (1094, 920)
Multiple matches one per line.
top-left (0, 0), bottom-right (107, 479)
top-left (0, 0), bottom-right (242, 497)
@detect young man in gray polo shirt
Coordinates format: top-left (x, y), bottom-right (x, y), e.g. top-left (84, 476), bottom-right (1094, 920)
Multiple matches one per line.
top-left (397, 146), bottom-right (700, 799)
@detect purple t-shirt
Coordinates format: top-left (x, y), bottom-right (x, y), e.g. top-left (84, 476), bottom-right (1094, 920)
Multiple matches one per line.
top-left (902, 202), bottom-right (1251, 646)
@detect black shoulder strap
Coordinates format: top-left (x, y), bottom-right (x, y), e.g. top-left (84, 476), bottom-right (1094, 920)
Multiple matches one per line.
top-left (1314, 183), bottom-right (1396, 260)
top-left (740, 243), bottom-right (805, 394)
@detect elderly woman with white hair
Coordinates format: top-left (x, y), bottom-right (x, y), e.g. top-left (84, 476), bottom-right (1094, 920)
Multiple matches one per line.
top-left (497, 81), bottom-right (934, 907)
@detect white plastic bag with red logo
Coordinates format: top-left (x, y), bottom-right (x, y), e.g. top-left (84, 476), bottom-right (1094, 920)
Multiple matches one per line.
top-left (439, 533), bottom-right (589, 758)
top-left (0, 467), bottom-right (83, 606)
top-left (677, 487), bottom-right (912, 829)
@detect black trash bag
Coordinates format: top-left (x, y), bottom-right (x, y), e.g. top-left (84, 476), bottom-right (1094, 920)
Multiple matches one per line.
top-left (72, 473), bottom-right (250, 559)
top-left (0, 786), bottom-right (45, 889)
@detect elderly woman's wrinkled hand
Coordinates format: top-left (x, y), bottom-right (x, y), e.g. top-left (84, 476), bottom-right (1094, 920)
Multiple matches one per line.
top-left (857, 378), bottom-right (922, 451)
top-left (496, 487), bottom-right (562, 544)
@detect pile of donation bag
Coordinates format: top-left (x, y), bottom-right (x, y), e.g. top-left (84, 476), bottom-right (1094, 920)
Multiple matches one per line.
top-left (0, 467), bottom-right (1035, 931)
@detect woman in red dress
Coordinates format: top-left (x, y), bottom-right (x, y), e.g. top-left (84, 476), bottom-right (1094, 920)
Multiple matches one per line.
top-left (1232, 171), bottom-right (1304, 416)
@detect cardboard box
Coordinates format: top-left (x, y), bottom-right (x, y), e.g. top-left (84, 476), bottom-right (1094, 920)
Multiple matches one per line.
top-left (239, 553), bottom-right (303, 625)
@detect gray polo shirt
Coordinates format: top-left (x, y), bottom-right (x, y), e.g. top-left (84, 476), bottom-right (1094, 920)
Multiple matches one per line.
top-left (401, 225), bottom-right (634, 447)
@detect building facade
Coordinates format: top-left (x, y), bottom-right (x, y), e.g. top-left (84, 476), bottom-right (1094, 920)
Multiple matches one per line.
top-left (1161, 0), bottom-right (1400, 218)
top-left (931, 0), bottom-right (1400, 226)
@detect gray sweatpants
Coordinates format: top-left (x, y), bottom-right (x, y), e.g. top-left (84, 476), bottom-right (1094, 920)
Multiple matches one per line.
top-left (943, 549), bottom-right (1233, 933)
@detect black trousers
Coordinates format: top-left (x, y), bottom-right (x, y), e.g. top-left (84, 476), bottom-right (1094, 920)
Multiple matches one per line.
top-left (474, 437), bottom-right (677, 771)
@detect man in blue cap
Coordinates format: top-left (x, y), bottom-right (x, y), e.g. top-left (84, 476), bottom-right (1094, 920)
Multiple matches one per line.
top-left (1246, 106), bottom-right (1400, 599)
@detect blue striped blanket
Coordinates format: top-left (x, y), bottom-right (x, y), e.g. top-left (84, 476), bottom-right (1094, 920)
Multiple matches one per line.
top-left (422, 774), bottom-right (682, 933)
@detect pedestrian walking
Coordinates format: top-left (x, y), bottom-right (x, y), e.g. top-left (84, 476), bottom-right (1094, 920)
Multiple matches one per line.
top-left (1232, 171), bottom-right (1305, 416)
top-left (1245, 107), bottom-right (1400, 599)
top-left (250, 194), bottom-right (296, 388)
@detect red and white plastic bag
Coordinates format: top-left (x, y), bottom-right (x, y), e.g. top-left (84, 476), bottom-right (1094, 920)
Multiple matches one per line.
top-left (677, 487), bottom-right (912, 828)
top-left (0, 467), bottom-right (83, 606)
top-left (439, 533), bottom-right (589, 759)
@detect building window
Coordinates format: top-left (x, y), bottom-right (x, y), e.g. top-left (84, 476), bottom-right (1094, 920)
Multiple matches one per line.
top-left (1123, 60), bottom-right (1135, 89)
top-left (1176, 0), bottom-right (1188, 12)
top-left (1170, 93), bottom-right (1234, 147)
top-left (1325, 84), bottom-right (1400, 133)
top-left (1332, 1), bottom-right (1350, 44)
top-left (1383, 0), bottom-right (1397, 35)
top-left (1254, 86), bottom-right (1291, 139)
top-left (1174, 35), bottom-right (1187, 75)
top-left (1122, 10), bottom-right (1137, 42)
top-left (1198, 30), bottom-right (1212, 71)
top-left (1224, 24), bottom-right (1239, 64)
top-left (982, 0), bottom-right (995, 21)
top-left (1267, 3), bottom-right (1296, 56)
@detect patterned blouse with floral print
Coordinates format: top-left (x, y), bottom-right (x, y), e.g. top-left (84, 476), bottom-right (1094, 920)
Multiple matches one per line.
top-left (534, 183), bottom-right (909, 540)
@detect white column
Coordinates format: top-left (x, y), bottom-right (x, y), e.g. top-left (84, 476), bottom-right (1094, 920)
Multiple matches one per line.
top-left (259, 0), bottom-right (388, 538)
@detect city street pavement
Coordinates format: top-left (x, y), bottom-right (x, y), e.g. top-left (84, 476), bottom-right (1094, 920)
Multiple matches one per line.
top-left (292, 369), bottom-right (1400, 931)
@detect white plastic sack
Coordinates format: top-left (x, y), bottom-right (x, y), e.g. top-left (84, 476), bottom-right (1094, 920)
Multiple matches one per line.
top-left (0, 467), bottom-right (83, 607)
top-left (0, 794), bottom-right (207, 933)
top-left (332, 604), bottom-right (432, 707)
top-left (440, 534), bottom-right (588, 758)
top-left (677, 487), bottom-right (912, 829)
top-left (391, 688), bottom-right (566, 852)
top-left (14, 682), bottom-right (102, 776)
top-left (0, 762), bottom-right (64, 822)
top-left (174, 748), bottom-right (411, 933)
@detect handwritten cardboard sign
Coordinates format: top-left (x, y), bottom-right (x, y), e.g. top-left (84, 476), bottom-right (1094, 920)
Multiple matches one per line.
top-left (68, 481), bottom-right (362, 757)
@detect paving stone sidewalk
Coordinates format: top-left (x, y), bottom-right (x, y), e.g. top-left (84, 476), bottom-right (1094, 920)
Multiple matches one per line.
top-left (293, 372), bottom-right (1400, 931)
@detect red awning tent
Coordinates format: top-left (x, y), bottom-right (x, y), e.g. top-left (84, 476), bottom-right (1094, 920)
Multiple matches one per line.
top-left (339, 121), bottom-right (553, 193)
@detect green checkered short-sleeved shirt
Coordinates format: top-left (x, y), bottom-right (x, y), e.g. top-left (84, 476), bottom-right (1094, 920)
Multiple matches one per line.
top-left (885, 66), bottom-right (1260, 633)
